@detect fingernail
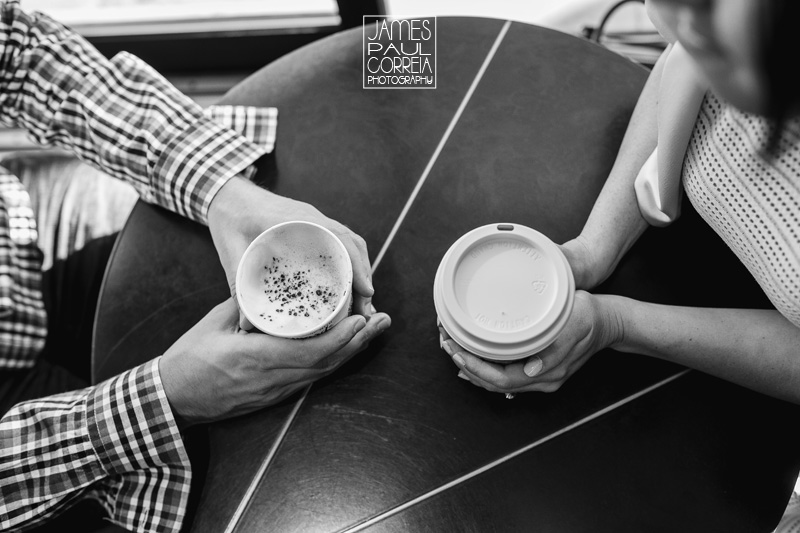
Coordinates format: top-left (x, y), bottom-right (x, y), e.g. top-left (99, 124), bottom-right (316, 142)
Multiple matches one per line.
top-left (353, 317), bottom-right (367, 334)
top-left (457, 371), bottom-right (469, 381)
top-left (452, 353), bottom-right (465, 367)
top-left (439, 334), bottom-right (444, 349)
top-left (442, 341), bottom-right (453, 355)
top-left (524, 357), bottom-right (543, 377)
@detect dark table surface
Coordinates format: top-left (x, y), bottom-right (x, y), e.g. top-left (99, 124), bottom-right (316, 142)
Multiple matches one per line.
top-left (93, 17), bottom-right (800, 533)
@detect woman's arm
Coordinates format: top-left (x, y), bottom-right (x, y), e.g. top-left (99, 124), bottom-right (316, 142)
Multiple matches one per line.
top-left (601, 296), bottom-right (800, 404)
top-left (563, 45), bottom-right (668, 289)
top-left (446, 292), bottom-right (800, 405)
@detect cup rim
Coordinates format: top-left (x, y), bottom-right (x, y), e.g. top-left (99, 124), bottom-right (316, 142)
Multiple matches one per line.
top-left (236, 220), bottom-right (353, 338)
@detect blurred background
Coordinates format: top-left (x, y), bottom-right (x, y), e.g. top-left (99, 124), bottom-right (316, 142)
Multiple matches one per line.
top-left (3, 0), bottom-right (661, 150)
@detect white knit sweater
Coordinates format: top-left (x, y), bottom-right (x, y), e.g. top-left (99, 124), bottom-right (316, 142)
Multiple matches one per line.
top-left (683, 92), bottom-right (800, 327)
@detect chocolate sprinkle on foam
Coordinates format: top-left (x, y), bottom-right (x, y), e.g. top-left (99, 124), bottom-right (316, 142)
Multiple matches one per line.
top-left (259, 254), bottom-right (342, 331)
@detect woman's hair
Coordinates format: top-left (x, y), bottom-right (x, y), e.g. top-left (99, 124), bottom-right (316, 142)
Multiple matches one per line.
top-left (759, 1), bottom-right (800, 119)
top-left (759, 0), bottom-right (799, 152)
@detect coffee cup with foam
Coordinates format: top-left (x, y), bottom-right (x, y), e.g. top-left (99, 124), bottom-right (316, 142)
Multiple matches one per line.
top-left (236, 221), bottom-right (353, 338)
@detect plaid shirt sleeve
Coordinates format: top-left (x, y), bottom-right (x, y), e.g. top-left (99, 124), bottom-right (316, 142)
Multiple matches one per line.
top-left (0, 0), bottom-right (277, 224)
top-left (0, 358), bottom-right (190, 533)
top-left (0, 2), bottom-right (282, 530)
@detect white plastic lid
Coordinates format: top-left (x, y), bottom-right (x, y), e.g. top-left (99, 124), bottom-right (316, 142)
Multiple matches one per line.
top-left (433, 223), bottom-right (575, 361)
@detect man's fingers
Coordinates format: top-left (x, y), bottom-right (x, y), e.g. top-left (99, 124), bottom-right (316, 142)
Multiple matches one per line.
top-left (204, 297), bottom-right (243, 330)
top-left (319, 314), bottom-right (368, 353)
top-left (252, 313), bottom-right (390, 403)
top-left (261, 314), bottom-right (379, 388)
top-left (251, 313), bottom-right (390, 378)
top-left (314, 312), bottom-right (390, 372)
top-left (351, 265), bottom-right (374, 302)
top-left (239, 314), bottom-right (255, 332)
top-left (226, 279), bottom-right (256, 331)
top-left (353, 294), bottom-right (373, 318)
top-left (280, 314), bottom-right (369, 368)
top-left (343, 235), bottom-right (374, 300)
top-left (270, 313), bottom-right (390, 377)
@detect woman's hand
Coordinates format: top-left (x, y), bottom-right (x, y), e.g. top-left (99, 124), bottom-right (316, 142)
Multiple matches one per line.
top-left (160, 298), bottom-right (391, 426)
top-left (440, 291), bottom-right (621, 395)
top-left (559, 236), bottom-right (613, 291)
top-left (207, 176), bottom-right (377, 329)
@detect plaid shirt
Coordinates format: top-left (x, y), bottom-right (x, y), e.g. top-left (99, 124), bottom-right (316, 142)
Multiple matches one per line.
top-left (0, 1), bottom-right (277, 531)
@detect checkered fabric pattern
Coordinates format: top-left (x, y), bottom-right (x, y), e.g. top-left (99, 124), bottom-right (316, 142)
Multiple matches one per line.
top-left (0, 2), bottom-right (275, 225)
top-left (0, 1), bottom-right (278, 531)
top-left (0, 171), bottom-right (47, 368)
top-left (1, 359), bottom-right (188, 532)
top-left (0, 101), bottom-right (276, 370)
top-left (775, 491), bottom-right (800, 533)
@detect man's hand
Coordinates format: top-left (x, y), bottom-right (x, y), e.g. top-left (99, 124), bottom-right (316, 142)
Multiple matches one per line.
top-left (207, 176), bottom-right (377, 330)
top-left (159, 298), bottom-right (391, 425)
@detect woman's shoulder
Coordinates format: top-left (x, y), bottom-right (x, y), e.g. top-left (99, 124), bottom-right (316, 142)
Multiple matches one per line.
top-left (696, 92), bottom-right (800, 151)
top-left (684, 91), bottom-right (800, 327)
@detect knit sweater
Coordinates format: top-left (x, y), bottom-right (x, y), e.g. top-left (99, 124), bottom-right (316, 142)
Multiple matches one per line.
top-left (683, 91), bottom-right (800, 327)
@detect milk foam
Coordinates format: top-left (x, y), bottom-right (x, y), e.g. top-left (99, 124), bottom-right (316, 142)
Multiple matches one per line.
top-left (255, 246), bottom-right (344, 334)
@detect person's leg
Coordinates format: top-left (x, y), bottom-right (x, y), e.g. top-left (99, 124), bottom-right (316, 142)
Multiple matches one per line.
top-left (0, 359), bottom-right (87, 416)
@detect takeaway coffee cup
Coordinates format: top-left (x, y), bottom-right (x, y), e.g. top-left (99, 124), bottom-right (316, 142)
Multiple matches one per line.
top-left (236, 221), bottom-right (353, 338)
top-left (433, 223), bottom-right (575, 361)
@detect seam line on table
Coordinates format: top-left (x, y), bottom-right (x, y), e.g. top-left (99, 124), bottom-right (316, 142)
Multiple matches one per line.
top-left (370, 18), bottom-right (512, 272)
top-left (340, 369), bottom-right (692, 533)
top-left (223, 385), bottom-right (311, 533)
top-left (224, 20), bottom-right (511, 532)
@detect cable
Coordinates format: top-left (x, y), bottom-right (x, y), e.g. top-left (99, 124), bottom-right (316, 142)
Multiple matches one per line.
top-left (593, 0), bottom-right (645, 43)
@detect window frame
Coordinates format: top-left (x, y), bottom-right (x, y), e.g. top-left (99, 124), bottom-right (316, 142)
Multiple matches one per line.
top-left (83, 0), bottom-right (386, 75)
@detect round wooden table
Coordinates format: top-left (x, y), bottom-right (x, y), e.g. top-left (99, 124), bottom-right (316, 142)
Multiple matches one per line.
top-left (94, 17), bottom-right (800, 533)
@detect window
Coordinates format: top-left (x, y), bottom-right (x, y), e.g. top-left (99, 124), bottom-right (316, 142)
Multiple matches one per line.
top-left (19, 0), bottom-right (384, 75)
top-left (23, 0), bottom-right (341, 37)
